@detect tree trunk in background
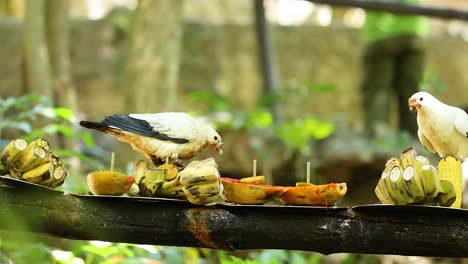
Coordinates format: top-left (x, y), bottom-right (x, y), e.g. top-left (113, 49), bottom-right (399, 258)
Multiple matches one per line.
top-left (23, 0), bottom-right (52, 100)
top-left (0, 0), bottom-right (10, 15)
top-left (123, 0), bottom-right (184, 113)
top-left (45, 0), bottom-right (76, 111)
top-left (45, 0), bottom-right (79, 152)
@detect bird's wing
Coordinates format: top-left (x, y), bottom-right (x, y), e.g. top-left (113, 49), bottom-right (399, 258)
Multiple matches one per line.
top-left (418, 128), bottom-right (436, 154)
top-left (454, 109), bottom-right (468, 139)
top-left (129, 112), bottom-right (198, 142)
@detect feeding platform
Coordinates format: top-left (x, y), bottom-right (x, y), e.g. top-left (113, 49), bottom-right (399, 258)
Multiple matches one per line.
top-left (0, 176), bottom-right (466, 258)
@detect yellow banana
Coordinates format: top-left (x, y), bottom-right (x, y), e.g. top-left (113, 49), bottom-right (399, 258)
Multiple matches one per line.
top-left (38, 165), bottom-right (59, 186)
top-left (178, 158), bottom-right (219, 186)
top-left (156, 183), bottom-right (185, 199)
top-left (29, 138), bottom-right (50, 151)
top-left (385, 166), bottom-right (414, 205)
top-left (50, 171), bottom-right (67, 188)
top-left (0, 139), bottom-right (28, 166)
top-left (11, 138), bottom-right (50, 171)
top-left (437, 157), bottom-right (462, 208)
top-left (133, 160), bottom-right (154, 183)
top-left (21, 162), bottom-right (52, 183)
top-left (374, 171), bottom-right (395, 204)
top-left (437, 180), bottom-right (456, 207)
top-left (183, 181), bottom-right (221, 205)
top-left (399, 147), bottom-right (417, 168)
top-left (12, 146), bottom-right (48, 172)
top-left (48, 154), bottom-right (63, 167)
top-left (0, 163), bottom-right (8, 176)
top-left (402, 165), bottom-right (426, 202)
top-left (421, 164), bottom-right (440, 198)
top-left (137, 166), bottom-right (166, 196)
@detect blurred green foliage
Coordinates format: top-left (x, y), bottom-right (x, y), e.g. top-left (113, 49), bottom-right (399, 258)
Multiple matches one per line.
top-left (0, 94), bottom-right (94, 147)
top-left (419, 69), bottom-right (446, 94)
top-left (189, 81), bottom-right (335, 156)
top-left (0, 94), bottom-right (106, 193)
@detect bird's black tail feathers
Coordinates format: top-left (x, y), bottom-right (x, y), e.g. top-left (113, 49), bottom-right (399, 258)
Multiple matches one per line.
top-left (79, 120), bottom-right (112, 133)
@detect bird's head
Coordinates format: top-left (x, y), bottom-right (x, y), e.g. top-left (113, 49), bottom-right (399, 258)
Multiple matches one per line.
top-left (408, 91), bottom-right (437, 113)
top-left (204, 126), bottom-right (224, 155)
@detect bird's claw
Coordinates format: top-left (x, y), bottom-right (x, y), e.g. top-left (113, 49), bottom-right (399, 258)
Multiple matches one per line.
top-left (173, 159), bottom-right (185, 170)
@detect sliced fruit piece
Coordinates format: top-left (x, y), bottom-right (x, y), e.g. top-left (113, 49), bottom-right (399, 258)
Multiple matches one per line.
top-left (281, 182), bottom-right (347, 206)
top-left (221, 177), bottom-right (287, 205)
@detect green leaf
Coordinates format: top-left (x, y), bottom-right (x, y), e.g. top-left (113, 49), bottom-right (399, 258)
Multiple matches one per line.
top-left (54, 108), bottom-right (76, 122)
top-left (33, 105), bottom-right (57, 119)
top-left (23, 124), bottom-right (74, 141)
top-left (303, 118), bottom-right (335, 140)
top-left (188, 90), bottom-right (232, 111)
top-left (79, 131), bottom-right (95, 148)
top-left (305, 82), bottom-right (335, 93)
top-left (247, 109), bottom-right (273, 129)
top-left (258, 92), bottom-right (281, 106)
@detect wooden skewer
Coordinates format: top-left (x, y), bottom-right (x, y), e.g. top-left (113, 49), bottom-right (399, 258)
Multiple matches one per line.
top-left (110, 152), bottom-right (115, 172)
top-left (165, 157), bottom-right (169, 173)
top-left (306, 162), bottom-right (311, 184)
top-left (253, 159), bottom-right (257, 177)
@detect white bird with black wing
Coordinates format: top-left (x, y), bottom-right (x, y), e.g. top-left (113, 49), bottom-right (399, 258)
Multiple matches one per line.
top-left (80, 112), bottom-right (223, 165)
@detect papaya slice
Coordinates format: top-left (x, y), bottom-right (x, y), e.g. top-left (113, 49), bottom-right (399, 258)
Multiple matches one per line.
top-left (281, 182), bottom-right (347, 206)
top-left (221, 177), bottom-right (287, 204)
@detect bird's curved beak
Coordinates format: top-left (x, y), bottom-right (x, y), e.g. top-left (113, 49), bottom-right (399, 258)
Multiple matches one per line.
top-left (213, 142), bottom-right (224, 155)
top-left (408, 97), bottom-right (420, 113)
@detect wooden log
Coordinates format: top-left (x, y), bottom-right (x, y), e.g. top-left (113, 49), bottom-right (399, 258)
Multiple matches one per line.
top-left (0, 177), bottom-right (466, 257)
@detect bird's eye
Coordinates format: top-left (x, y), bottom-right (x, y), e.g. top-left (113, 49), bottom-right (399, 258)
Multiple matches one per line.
top-left (214, 136), bottom-right (218, 140)
top-left (420, 97), bottom-right (423, 101)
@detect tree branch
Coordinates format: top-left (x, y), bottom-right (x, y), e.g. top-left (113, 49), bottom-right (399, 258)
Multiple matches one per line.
top-left (305, 0), bottom-right (468, 21)
top-left (0, 177), bottom-right (466, 257)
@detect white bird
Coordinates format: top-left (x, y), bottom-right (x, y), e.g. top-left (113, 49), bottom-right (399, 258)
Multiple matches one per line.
top-left (80, 112), bottom-right (223, 165)
top-left (408, 91), bottom-right (468, 160)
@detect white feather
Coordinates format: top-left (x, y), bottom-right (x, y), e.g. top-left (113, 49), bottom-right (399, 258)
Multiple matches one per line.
top-left (129, 112), bottom-right (198, 141)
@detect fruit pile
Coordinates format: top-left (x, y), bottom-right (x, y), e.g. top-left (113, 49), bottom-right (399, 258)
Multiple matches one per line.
top-left (375, 148), bottom-right (458, 207)
top-left (133, 158), bottom-right (222, 205)
top-left (0, 138), bottom-right (67, 188)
